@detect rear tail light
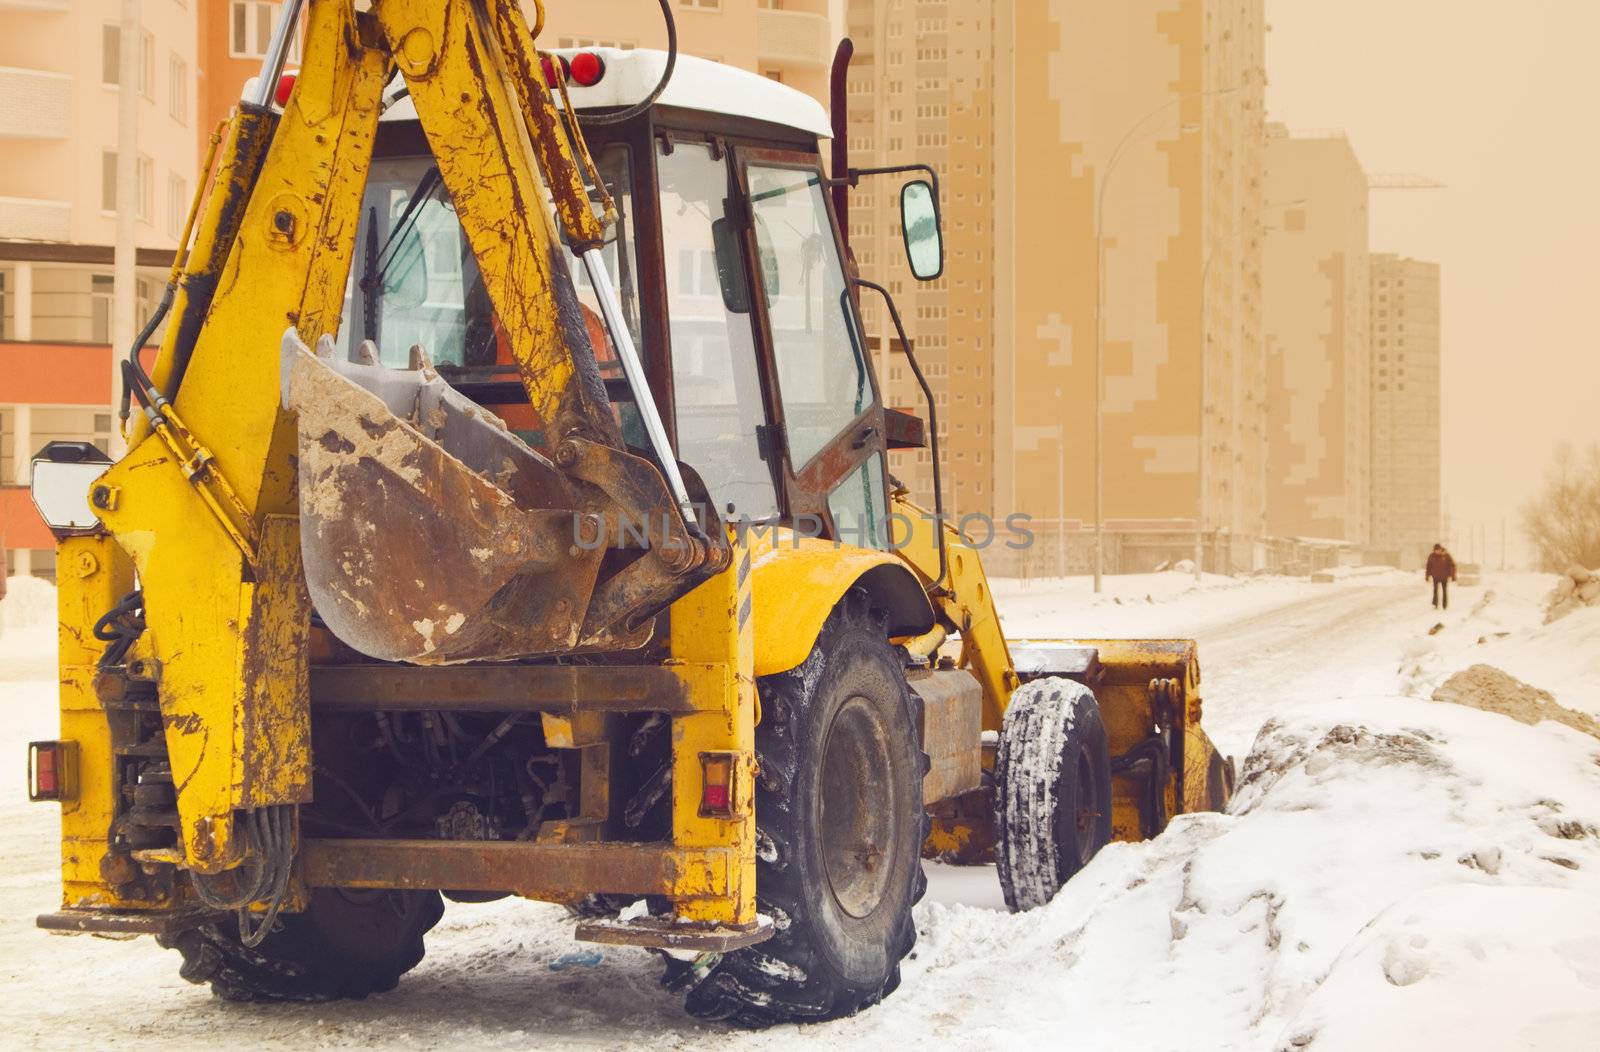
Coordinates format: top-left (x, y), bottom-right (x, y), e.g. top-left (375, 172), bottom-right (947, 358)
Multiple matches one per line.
top-left (568, 51), bottom-right (606, 87)
top-left (700, 752), bottom-right (736, 817)
top-left (274, 71), bottom-right (297, 108)
top-left (540, 53), bottom-right (571, 86)
top-left (28, 741), bottom-right (75, 802)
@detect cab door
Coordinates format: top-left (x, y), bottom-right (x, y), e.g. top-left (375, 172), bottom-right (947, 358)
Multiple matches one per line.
top-left (733, 146), bottom-right (890, 549)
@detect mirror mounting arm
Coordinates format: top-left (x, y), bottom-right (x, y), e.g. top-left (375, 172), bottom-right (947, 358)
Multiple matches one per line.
top-left (843, 163), bottom-right (942, 202)
top-left (852, 278), bottom-right (947, 593)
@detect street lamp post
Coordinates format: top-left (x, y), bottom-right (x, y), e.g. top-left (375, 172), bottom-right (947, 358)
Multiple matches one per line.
top-left (1056, 416), bottom-right (1066, 577)
top-left (1093, 87), bottom-right (1238, 593)
top-left (1195, 246), bottom-right (1221, 582)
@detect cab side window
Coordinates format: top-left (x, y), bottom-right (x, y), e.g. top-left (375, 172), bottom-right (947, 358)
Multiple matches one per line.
top-left (659, 142), bottom-right (780, 521)
top-left (746, 164), bottom-right (871, 471)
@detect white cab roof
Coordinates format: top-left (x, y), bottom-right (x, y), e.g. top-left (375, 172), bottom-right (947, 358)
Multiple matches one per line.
top-left (382, 48), bottom-right (831, 139)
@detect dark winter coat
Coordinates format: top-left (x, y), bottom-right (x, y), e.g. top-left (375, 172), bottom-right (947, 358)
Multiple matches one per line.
top-left (1425, 551), bottom-right (1456, 582)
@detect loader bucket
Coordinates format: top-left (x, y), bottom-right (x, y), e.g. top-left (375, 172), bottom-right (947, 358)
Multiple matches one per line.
top-left (280, 329), bottom-right (605, 664)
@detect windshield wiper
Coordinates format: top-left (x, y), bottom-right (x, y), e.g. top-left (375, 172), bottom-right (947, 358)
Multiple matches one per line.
top-left (361, 166), bottom-right (443, 340)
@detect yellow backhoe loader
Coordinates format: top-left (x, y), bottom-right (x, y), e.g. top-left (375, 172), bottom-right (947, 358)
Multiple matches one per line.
top-left (25, 0), bottom-right (1232, 1025)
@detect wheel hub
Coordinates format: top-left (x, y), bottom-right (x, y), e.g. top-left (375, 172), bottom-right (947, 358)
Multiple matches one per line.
top-left (819, 696), bottom-right (898, 919)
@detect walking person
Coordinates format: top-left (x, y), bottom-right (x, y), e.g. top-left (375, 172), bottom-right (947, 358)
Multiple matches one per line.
top-left (1426, 543), bottom-right (1456, 610)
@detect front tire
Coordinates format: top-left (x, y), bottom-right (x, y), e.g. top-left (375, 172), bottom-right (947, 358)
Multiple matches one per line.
top-left (684, 589), bottom-right (927, 1027)
top-left (159, 887), bottom-right (444, 1002)
top-left (995, 677), bottom-right (1113, 912)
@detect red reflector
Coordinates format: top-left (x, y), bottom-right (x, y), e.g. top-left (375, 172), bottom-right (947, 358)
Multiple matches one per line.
top-left (569, 51), bottom-right (606, 87)
top-left (28, 741), bottom-right (70, 802)
top-left (274, 72), bottom-right (296, 108)
top-left (540, 53), bottom-right (572, 87)
top-left (700, 753), bottom-right (735, 817)
top-left (35, 749), bottom-right (56, 794)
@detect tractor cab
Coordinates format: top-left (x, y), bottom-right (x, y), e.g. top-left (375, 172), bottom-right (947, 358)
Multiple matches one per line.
top-left (346, 48), bottom-right (943, 549)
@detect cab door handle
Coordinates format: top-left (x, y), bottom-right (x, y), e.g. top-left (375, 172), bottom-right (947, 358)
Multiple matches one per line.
top-left (851, 425), bottom-right (877, 450)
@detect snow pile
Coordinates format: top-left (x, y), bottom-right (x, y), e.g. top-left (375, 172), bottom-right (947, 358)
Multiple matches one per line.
top-left (1433, 663), bottom-right (1600, 740)
top-left (0, 575), bottom-right (55, 630)
top-left (1392, 576), bottom-right (1600, 723)
top-left (1546, 564), bottom-right (1600, 622)
top-left (0, 576), bottom-right (57, 681)
top-left (812, 698), bottom-right (1600, 1050)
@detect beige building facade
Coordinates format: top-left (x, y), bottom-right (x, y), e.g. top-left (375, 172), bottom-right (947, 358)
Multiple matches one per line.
top-left (845, 0), bottom-right (1267, 574)
top-left (538, 0), bottom-right (839, 105)
top-left (2, 0), bottom-right (198, 577)
top-left (1262, 124), bottom-right (1371, 544)
top-left (1369, 253), bottom-right (1440, 569)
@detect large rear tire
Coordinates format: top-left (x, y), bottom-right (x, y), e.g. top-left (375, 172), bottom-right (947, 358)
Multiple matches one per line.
top-left (995, 677), bottom-right (1112, 912)
top-left (684, 589), bottom-right (927, 1027)
top-left (159, 887), bottom-right (445, 1002)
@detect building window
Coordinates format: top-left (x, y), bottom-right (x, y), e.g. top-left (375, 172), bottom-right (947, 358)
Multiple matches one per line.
top-left (102, 25), bottom-right (155, 95)
top-left (92, 274), bottom-right (114, 343)
top-left (138, 155), bottom-right (154, 221)
top-left (231, 1), bottom-right (300, 59)
top-left (101, 152), bottom-right (155, 220)
top-left (168, 172), bottom-right (188, 240)
top-left (0, 407), bottom-right (12, 485)
top-left (101, 151), bottom-right (117, 212)
top-left (556, 37), bottom-right (635, 49)
top-left (102, 24), bottom-right (120, 85)
top-left (169, 54), bottom-right (188, 124)
top-left (679, 0), bottom-right (721, 8)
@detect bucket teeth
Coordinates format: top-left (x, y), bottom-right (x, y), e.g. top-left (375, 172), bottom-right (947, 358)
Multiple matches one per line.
top-left (278, 328), bottom-right (604, 664)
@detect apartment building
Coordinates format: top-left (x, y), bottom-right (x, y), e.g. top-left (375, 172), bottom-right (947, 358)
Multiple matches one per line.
top-left (1368, 253), bottom-right (1440, 569)
top-left (1261, 124), bottom-right (1371, 544)
top-left (196, 0), bottom-right (301, 153)
top-left (842, 0), bottom-right (998, 535)
top-left (1, 0), bottom-right (197, 577)
top-left (540, 0), bottom-right (838, 104)
top-left (845, 0), bottom-right (1267, 574)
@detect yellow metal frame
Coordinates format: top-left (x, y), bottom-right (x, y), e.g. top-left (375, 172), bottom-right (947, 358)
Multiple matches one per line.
top-left (664, 528), bottom-right (757, 924)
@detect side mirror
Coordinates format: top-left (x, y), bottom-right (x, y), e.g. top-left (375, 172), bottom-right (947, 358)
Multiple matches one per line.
top-left (899, 179), bottom-right (943, 281)
top-left (29, 441), bottom-right (112, 536)
top-left (711, 216), bottom-right (751, 314)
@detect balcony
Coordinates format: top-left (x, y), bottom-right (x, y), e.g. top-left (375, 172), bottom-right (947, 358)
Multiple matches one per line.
top-left (756, 8), bottom-right (832, 70)
top-left (0, 67), bottom-right (70, 139)
top-left (0, 196), bottom-right (70, 241)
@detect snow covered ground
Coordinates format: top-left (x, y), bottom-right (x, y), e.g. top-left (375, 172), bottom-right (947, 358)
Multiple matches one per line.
top-left (3, 569), bottom-right (1599, 1049)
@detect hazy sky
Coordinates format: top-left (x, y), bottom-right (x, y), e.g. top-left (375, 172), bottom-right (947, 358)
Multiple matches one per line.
top-left (1265, 0), bottom-right (1600, 558)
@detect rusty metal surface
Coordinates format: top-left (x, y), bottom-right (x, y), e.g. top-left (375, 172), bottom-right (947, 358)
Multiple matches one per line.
top-left (1008, 640), bottom-right (1104, 685)
top-left (236, 516), bottom-right (314, 807)
top-left (1062, 638), bottom-right (1199, 687)
top-left (909, 668), bottom-right (983, 804)
top-left (285, 336), bottom-right (606, 663)
top-left (924, 778), bottom-right (998, 866)
top-left (483, 0), bottom-right (606, 251)
top-left (36, 907), bottom-right (222, 937)
top-left (299, 838), bottom-right (733, 901)
top-left (574, 915), bottom-right (773, 952)
top-left (310, 662), bottom-right (694, 713)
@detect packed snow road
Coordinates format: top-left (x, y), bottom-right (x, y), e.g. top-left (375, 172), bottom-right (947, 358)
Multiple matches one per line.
top-left (2, 570), bottom-right (1598, 1050)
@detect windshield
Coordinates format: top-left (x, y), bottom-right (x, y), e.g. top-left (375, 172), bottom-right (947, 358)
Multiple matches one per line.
top-left (337, 146), bottom-right (641, 382)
